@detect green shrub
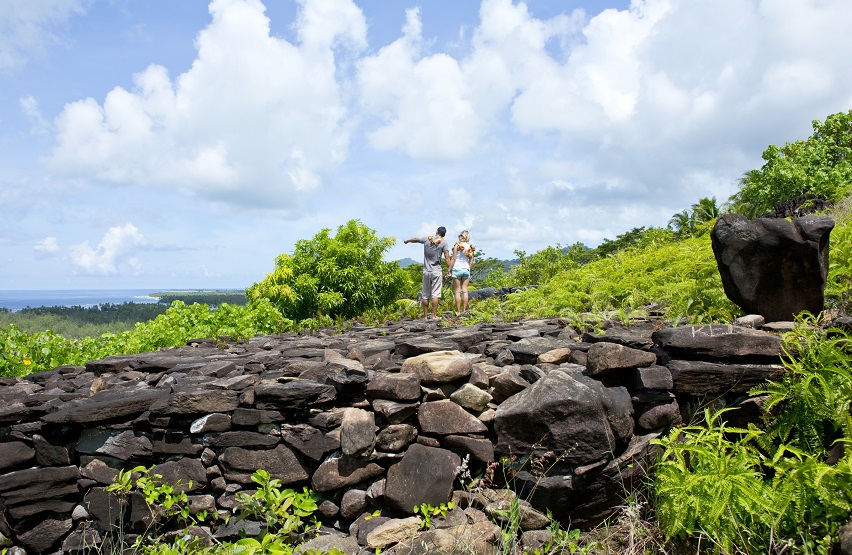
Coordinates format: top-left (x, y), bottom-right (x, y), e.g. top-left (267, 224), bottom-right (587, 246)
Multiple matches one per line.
top-left (246, 220), bottom-right (411, 322)
top-left (653, 319), bottom-right (852, 554)
top-left (475, 227), bottom-right (739, 323)
top-left (729, 109), bottom-right (852, 217)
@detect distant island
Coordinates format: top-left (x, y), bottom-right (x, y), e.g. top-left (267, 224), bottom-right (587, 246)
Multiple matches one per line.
top-left (151, 289), bottom-right (248, 306)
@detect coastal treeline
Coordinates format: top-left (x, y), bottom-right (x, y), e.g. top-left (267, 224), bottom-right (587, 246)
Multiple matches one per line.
top-left (0, 290), bottom-right (247, 338)
top-left (0, 303), bottom-right (168, 338)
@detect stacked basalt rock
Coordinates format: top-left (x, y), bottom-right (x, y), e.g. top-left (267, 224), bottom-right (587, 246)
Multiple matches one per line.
top-left (0, 314), bottom-right (786, 554)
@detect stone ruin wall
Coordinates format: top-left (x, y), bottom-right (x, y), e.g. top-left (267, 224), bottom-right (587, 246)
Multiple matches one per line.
top-left (0, 315), bottom-right (789, 554)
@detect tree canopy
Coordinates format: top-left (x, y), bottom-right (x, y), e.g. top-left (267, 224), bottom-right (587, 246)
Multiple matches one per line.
top-left (729, 109), bottom-right (852, 217)
top-left (246, 220), bottom-right (411, 321)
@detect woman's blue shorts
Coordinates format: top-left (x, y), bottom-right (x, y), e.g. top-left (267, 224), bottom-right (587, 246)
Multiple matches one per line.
top-left (452, 268), bottom-right (470, 279)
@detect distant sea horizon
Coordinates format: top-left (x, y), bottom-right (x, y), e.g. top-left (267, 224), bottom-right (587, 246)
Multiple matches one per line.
top-left (0, 289), bottom-right (168, 312)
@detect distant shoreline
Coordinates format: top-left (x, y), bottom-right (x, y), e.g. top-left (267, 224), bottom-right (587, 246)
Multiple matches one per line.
top-left (0, 289), bottom-right (245, 312)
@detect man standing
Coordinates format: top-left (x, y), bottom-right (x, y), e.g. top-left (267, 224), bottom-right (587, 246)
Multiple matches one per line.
top-left (404, 227), bottom-right (452, 319)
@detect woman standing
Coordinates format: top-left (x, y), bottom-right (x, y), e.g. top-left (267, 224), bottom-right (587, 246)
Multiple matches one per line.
top-left (447, 230), bottom-right (474, 315)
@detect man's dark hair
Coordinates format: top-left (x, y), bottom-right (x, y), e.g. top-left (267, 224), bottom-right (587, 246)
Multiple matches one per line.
top-left (437, 226), bottom-right (447, 237)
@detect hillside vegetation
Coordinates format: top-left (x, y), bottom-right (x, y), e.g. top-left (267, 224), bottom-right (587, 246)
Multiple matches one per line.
top-left (0, 109), bottom-right (851, 554)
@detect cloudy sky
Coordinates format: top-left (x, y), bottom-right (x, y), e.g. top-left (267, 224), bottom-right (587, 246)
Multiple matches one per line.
top-left (1, 0), bottom-right (850, 290)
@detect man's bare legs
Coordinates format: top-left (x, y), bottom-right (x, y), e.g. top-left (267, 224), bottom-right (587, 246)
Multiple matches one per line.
top-left (422, 297), bottom-right (440, 319)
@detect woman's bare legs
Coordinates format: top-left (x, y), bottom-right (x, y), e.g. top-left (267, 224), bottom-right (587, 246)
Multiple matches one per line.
top-left (452, 278), bottom-right (462, 314)
top-left (460, 277), bottom-right (470, 312)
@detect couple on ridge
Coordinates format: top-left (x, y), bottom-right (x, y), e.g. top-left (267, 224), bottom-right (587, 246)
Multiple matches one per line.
top-left (404, 226), bottom-right (475, 319)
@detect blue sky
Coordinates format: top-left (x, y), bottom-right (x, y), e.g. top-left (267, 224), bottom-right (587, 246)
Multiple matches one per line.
top-left (1, 0), bottom-right (851, 290)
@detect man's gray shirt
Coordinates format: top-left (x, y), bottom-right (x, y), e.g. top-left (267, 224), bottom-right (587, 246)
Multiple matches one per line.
top-left (417, 236), bottom-right (450, 273)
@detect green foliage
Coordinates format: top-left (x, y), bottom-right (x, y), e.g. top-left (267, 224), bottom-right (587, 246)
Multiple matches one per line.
top-left (0, 299), bottom-right (294, 377)
top-left (506, 245), bottom-right (580, 287)
top-left (0, 302), bottom-right (168, 338)
top-left (825, 205), bottom-right (852, 314)
top-left (729, 109), bottom-right (852, 217)
top-left (234, 469), bottom-right (319, 539)
top-left (472, 229), bottom-right (738, 324)
top-left (106, 467), bottom-right (334, 555)
top-left (152, 290), bottom-right (248, 307)
top-left (652, 409), bottom-right (778, 554)
top-left (668, 197), bottom-right (721, 238)
top-left (412, 501), bottom-right (454, 529)
top-left (653, 320), bottom-right (852, 554)
top-left (106, 465), bottom-right (217, 554)
top-left (246, 220), bottom-right (411, 322)
top-left (752, 314), bottom-right (852, 453)
top-left (594, 226), bottom-right (653, 258)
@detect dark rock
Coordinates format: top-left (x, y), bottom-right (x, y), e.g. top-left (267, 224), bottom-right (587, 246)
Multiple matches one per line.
top-left (585, 342), bottom-right (657, 376)
top-left (219, 445), bottom-right (309, 484)
top-left (0, 442), bottom-right (35, 472)
top-left (150, 389), bottom-right (239, 415)
top-left (636, 400), bottom-right (682, 432)
top-left (207, 431), bottom-right (279, 449)
top-left (652, 324), bottom-right (783, 361)
top-left (711, 214), bottom-right (833, 322)
top-left (376, 424), bottom-right (418, 452)
top-left (232, 407), bottom-right (283, 426)
top-left (255, 380), bottom-right (337, 409)
top-left (372, 399), bottom-right (419, 424)
top-left (33, 434), bottom-right (71, 466)
top-left (418, 401), bottom-right (487, 435)
top-left (444, 435), bottom-right (495, 464)
top-left (367, 373), bottom-right (421, 401)
top-left (385, 444), bottom-right (461, 514)
top-left (495, 369), bottom-right (633, 466)
top-left (667, 360), bottom-right (785, 395)
top-left (151, 458), bottom-right (207, 493)
top-left (311, 457), bottom-right (385, 493)
top-left (508, 337), bottom-right (574, 364)
top-left (16, 516), bottom-right (72, 553)
top-left (630, 365), bottom-right (673, 391)
top-left (41, 388), bottom-right (167, 424)
top-left (281, 424), bottom-right (339, 461)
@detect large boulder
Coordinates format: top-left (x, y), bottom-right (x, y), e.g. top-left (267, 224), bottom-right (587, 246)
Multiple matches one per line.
top-left (711, 214), bottom-right (834, 322)
top-left (494, 369), bottom-right (633, 466)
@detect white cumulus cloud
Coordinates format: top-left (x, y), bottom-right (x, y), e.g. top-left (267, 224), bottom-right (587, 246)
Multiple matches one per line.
top-left (69, 223), bottom-right (147, 275)
top-left (47, 0), bottom-right (367, 211)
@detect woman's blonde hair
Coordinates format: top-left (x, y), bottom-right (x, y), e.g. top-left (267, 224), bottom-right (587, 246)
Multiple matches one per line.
top-left (458, 230), bottom-right (470, 242)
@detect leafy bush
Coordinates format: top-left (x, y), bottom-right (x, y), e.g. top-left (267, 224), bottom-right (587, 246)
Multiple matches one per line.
top-left (246, 220), bottom-right (411, 322)
top-left (729, 109), bottom-right (852, 217)
top-left (653, 319), bottom-right (852, 554)
top-left (0, 299), bottom-right (293, 377)
top-left (472, 227), bottom-right (739, 323)
top-left (505, 245), bottom-right (580, 287)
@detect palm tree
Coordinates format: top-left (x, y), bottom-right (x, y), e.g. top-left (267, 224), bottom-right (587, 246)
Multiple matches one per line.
top-left (668, 210), bottom-right (695, 237)
top-left (691, 196), bottom-right (722, 223)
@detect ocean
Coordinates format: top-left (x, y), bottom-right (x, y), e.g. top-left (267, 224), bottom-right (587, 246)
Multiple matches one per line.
top-left (0, 290), bottom-right (162, 312)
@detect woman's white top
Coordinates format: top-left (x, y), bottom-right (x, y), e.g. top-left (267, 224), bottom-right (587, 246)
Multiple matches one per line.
top-left (454, 242), bottom-right (473, 270)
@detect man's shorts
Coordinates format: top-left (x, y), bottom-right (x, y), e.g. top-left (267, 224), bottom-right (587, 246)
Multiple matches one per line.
top-left (451, 268), bottom-right (470, 279)
top-left (422, 272), bottom-right (443, 299)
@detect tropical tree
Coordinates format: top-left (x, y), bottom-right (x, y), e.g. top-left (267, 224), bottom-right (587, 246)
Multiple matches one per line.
top-left (246, 220), bottom-right (411, 321)
top-left (668, 210), bottom-right (696, 237)
top-left (691, 196), bottom-right (722, 223)
top-left (728, 109), bottom-right (852, 217)
top-left (668, 197), bottom-right (721, 238)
